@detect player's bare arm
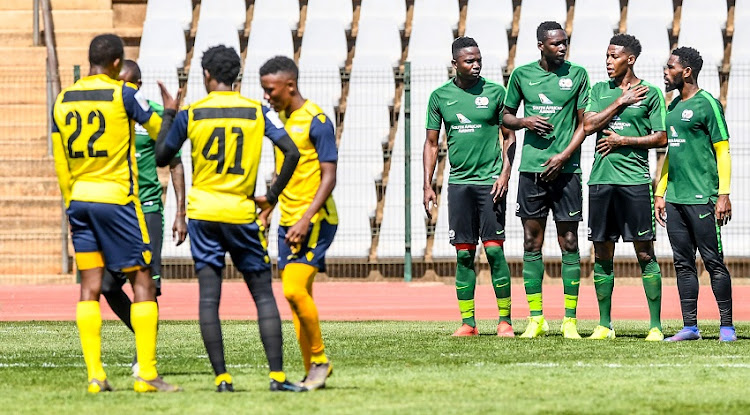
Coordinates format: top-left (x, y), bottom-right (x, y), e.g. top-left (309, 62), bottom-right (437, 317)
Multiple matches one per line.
top-left (583, 84), bottom-right (649, 135)
top-left (423, 129), bottom-right (440, 219)
top-left (596, 130), bottom-right (667, 157)
top-left (502, 106), bottom-right (553, 136)
top-left (169, 157), bottom-right (187, 245)
top-left (541, 108), bottom-right (586, 181)
top-left (285, 161), bottom-right (336, 246)
top-left (493, 126), bottom-right (516, 202)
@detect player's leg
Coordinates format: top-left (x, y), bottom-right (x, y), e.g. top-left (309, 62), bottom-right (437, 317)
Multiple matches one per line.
top-left (100, 269), bottom-right (132, 330)
top-left (447, 184), bottom-right (480, 335)
top-left (633, 241), bottom-right (663, 340)
top-left (517, 173), bottom-right (550, 338)
top-left (476, 184), bottom-right (512, 336)
top-left (690, 203), bottom-right (734, 341)
top-left (664, 203), bottom-right (702, 341)
top-left (145, 211), bottom-right (164, 297)
top-left (68, 201), bottom-right (110, 393)
top-left (551, 174), bottom-right (583, 339)
top-left (588, 184), bottom-right (616, 339)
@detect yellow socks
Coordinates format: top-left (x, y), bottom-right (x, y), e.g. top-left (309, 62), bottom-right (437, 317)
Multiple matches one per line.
top-left (269, 371), bottom-right (286, 383)
top-left (310, 351), bottom-right (329, 365)
top-left (131, 301), bottom-right (158, 380)
top-left (282, 263), bottom-right (325, 372)
top-left (76, 301), bottom-right (106, 382)
top-left (215, 372), bottom-right (233, 386)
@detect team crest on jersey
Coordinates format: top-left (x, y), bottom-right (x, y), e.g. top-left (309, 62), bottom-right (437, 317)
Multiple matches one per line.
top-left (475, 96), bottom-right (489, 108)
top-left (538, 93), bottom-right (553, 104)
top-left (558, 78), bottom-right (573, 90)
top-left (448, 229), bottom-right (455, 240)
top-left (681, 109), bottom-right (693, 121)
top-left (456, 113), bottom-right (473, 124)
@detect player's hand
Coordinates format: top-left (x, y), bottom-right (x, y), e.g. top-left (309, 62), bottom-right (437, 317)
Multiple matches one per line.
top-left (522, 116), bottom-right (554, 137)
top-left (172, 214), bottom-right (187, 246)
top-left (617, 83), bottom-right (649, 107)
top-left (492, 171), bottom-right (510, 202)
top-left (596, 130), bottom-right (626, 157)
top-left (285, 219), bottom-right (310, 248)
top-left (715, 194), bottom-right (732, 226)
top-left (540, 153), bottom-right (569, 182)
top-left (423, 186), bottom-right (437, 220)
top-left (254, 195), bottom-right (274, 228)
top-left (654, 196), bottom-right (667, 227)
top-left (157, 81), bottom-right (182, 111)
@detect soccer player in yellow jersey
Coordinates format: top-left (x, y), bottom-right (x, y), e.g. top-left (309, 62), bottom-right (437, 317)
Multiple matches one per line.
top-left (259, 56), bottom-right (338, 390)
top-left (50, 34), bottom-right (179, 393)
top-left (154, 46), bottom-right (304, 392)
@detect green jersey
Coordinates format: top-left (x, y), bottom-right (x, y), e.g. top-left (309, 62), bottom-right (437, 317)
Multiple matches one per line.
top-left (135, 100), bottom-right (165, 213)
top-left (504, 61), bottom-right (590, 173)
top-left (585, 80), bottom-right (666, 185)
top-left (426, 77), bottom-right (505, 185)
top-left (664, 90), bottom-right (729, 204)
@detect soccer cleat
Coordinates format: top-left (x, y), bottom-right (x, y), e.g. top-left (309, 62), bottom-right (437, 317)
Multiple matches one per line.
top-left (720, 326), bottom-right (737, 342)
top-left (131, 361), bottom-right (139, 378)
top-left (270, 379), bottom-right (308, 392)
top-left (588, 325), bottom-right (615, 340)
top-left (561, 317), bottom-right (582, 339)
top-left (519, 316), bottom-right (549, 338)
top-left (87, 378), bottom-right (113, 394)
top-left (134, 376), bottom-right (182, 393)
top-left (496, 321), bottom-right (515, 338)
top-left (664, 327), bottom-right (701, 342)
top-left (215, 373), bottom-right (234, 392)
top-left (645, 327), bottom-right (664, 342)
top-left (303, 361), bottom-right (333, 390)
top-left (452, 323), bottom-right (479, 337)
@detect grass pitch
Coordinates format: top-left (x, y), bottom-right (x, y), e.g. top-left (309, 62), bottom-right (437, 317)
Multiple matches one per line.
top-left (1, 319), bottom-right (750, 414)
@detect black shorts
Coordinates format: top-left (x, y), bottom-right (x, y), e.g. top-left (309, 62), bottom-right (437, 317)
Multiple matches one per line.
top-left (588, 183), bottom-right (655, 242)
top-left (516, 172), bottom-right (582, 222)
top-left (447, 183), bottom-right (506, 245)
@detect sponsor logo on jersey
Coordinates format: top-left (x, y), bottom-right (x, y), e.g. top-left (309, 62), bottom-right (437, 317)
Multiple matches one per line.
top-left (456, 113), bottom-right (472, 124)
top-left (681, 109), bottom-right (693, 121)
top-left (670, 126), bottom-right (678, 137)
top-left (559, 78), bottom-right (573, 90)
top-left (538, 93), bottom-right (553, 104)
top-left (475, 96), bottom-right (489, 108)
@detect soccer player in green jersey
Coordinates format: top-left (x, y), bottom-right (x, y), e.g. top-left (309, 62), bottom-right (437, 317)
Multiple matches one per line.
top-left (582, 34), bottom-right (666, 341)
top-left (502, 21), bottom-right (589, 339)
top-left (100, 60), bottom-right (187, 375)
top-left (424, 37), bottom-right (516, 337)
top-left (655, 47), bottom-right (736, 342)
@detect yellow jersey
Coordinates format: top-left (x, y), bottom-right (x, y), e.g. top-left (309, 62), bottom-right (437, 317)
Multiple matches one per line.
top-left (275, 100), bottom-right (338, 226)
top-left (51, 74), bottom-right (162, 206)
top-left (163, 91), bottom-right (290, 224)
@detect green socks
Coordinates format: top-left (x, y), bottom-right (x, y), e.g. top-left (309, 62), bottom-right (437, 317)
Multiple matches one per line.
top-left (523, 251), bottom-right (543, 316)
top-left (593, 259), bottom-right (615, 327)
top-left (455, 249), bottom-right (477, 327)
top-left (639, 258), bottom-right (662, 330)
top-left (561, 250), bottom-right (581, 318)
top-left (485, 245), bottom-right (511, 324)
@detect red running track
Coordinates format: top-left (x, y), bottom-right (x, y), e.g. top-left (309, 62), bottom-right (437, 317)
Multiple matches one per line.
top-left (1, 281), bottom-right (749, 322)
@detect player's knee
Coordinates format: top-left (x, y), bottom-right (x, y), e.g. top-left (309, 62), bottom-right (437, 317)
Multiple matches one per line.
top-left (283, 282), bottom-right (309, 305)
top-left (456, 249), bottom-right (474, 266)
top-left (635, 250), bottom-right (654, 264)
top-left (560, 235), bottom-right (578, 252)
top-left (523, 239), bottom-right (542, 252)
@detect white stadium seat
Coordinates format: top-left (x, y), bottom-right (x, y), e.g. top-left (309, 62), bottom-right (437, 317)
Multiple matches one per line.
top-left (299, 18), bottom-right (348, 68)
top-left (464, 17), bottom-right (510, 69)
top-left (431, 162), bottom-right (454, 258)
top-left (359, 0), bottom-right (407, 31)
top-left (139, 18), bottom-right (187, 69)
top-left (731, 11), bottom-right (750, 64)
top-left (466, 0), bottom-right (513, 31)
top-left (253, 0), bottom-right (300, 31)
top-left (348, 61), bottom-right (396, 106)
top-left (145, 0), bottom-right (193, 31)
top-left (573, 0), bottom-right (620, 30)
top-left (355, 17), bottom-right (402, 69)
top-left (681, 0), bottom-right (727, 30)
top-left (569, 17), bottom-right (616, 84)
top-left (514, 1), bottom-right (568, 67)
top-left (306, 0), bottom-right (353, 31)
top-left (626, 0), bottom-right (673, 29)
top-left (198, 0), bottom-right (247, 31)
top-left (412, 0), bottom-right (460, 31)
top-left (678, 16), bottom-right (725, 66)
top-left (297, 63), bottom-right (342, 108)
top-left (407, 16), bottom-right (454, 67)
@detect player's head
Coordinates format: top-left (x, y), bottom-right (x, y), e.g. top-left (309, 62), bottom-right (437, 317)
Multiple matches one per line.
top-left (259, 56), bottom-right (300, 113)
top-left (88, 34), bottom-right (124, 77)
top-left (118, 59), bottom-right (142, 88)
top-left (606, 34), bottom-right (641, 79)
top-left (536, 21), bottom-right (567, 66)
top-left (201, 45), bottom-right (242, 92)
top-left (451, 36), bottom-right (482, 80)
top-left (664, 46), bottom-right (703, 91)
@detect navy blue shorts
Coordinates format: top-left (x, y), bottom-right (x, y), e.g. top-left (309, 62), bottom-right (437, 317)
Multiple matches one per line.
top-left (67, 200), bottom-right (151, 272)
top-left (188, 219), bottom-right (271, 274)
top-left (278, 218), bottom-right (337, 272)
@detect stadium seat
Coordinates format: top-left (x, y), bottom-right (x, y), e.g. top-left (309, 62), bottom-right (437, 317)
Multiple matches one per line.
top-left (514, 1), bottom-right (569, 68)
top-left (341, 103), bottom-right (390, 153)
top-left (626, 17), bottom-right (671, 93)
top-left (145, 0), bottom-right (193, 31)
top-left (731, 13), bottom-right (750, 64)
top-left (569, 17), bottom-right (616, 84)
top-left (299, 18), bottom-right (348, 68)
top-left (298, 63), bottom-right (342, 108)
top-left (198, 0), bottom-right (247, 31)
top-left (626, 0), bottom-right (673, 29)
top-left (412, 0), bottom-right (460, 31)
top-left (137, 61), bottom-right (179, 106)
top-left (348, 61), bottom-right (396, 106)
top-left (359, 0), bottom-right (407, 30)
top-left (465, 0), bottom-right (513, 31)
top-left (328, 168), bottom-right (374, 258)
top-left (678, 16), bottom-right (724, 97)
top-left (306, 0), bottom-right (353, 31)
top-left (573, 0), bottom-right (620, 30)
top-left (336, 158), bottom-right (379, 214)
top-left (240, 63), bottom-right (265, 103)
top-left (464, 17), bottom-right (510, 69)
top-left (192, 18), bottom-right (242, 65)
top-left (139, 18), bottom-right (187, 69)
top-left (253, 0), bottom-right (300, 31)
top-left (407, 17), bottom-right (454, 67)
top-left (354, 17), bottom-right (403, 69)
top-left (681, 0), bottom-right (727, 30)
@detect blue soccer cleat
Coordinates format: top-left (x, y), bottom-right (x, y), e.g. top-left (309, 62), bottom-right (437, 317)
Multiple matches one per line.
top-left (664, 326), bottom-right (701, 342)
top-left (719, 326), bottom-right (737, 342)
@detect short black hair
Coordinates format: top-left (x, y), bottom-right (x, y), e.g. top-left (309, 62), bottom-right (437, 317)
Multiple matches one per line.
top-left (610, 34), bottom-right (641, 58)
top-left (121, 59), bottom-right (141, 82)
top-left (89, 34), bottom-right (124, 67)
top-left (452, 36), bottom-right (479, 59)
top-left (258, 56), bottom-right (298, 81)
top-left (537, 21), bottom-right (564, 42)
top-left (201, 45), bottom-right (241, 85)
top-left (672, 46), bottom-right (703, 77)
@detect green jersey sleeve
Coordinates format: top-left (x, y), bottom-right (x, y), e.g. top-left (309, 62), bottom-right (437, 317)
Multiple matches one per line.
top-left (647, 86), bottom-right (667, 132)
top-left (426, 89), bottom-right (442, 130)
top-left (503, 68), bottom-right (522, 110)
top-left (576, 67), bottom-right (590, 110)
top-left (584, 82), bottom-right (601, 113)
top-left (701, 92), bottom-right (729, 143)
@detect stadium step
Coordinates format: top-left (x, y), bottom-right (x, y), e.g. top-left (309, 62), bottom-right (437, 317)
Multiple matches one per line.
top-left (51, 10), bottom-right (113, 31)
top-left (0, 177), bottom-right (59, 197)
top-left (0, 214), bottom-right (61, 231)
top-left (0, 230), bottom-right (62, 256)
top-left (0, 0), bottom-right (111, 9)
top-left (0, 30), bottom-right (36, 47)
top-left (0, 158), bottom-right (55, 177)
top-left (0, 196), bottom-right (61, 217)
top-left (0, 10), bottom-right (34, 31)
top-left (0, 254), bottom-right (63, 275)
top-left (0, 104), bottom-right (46, 124)
top-left (0, 47), bottom-right (46, 67)
top-left (3, 140), bottom-right (49, 158)
top-left (0, 81), bottom-right (47, 104)
top-left (0, 125), bottom-right (47, 141)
